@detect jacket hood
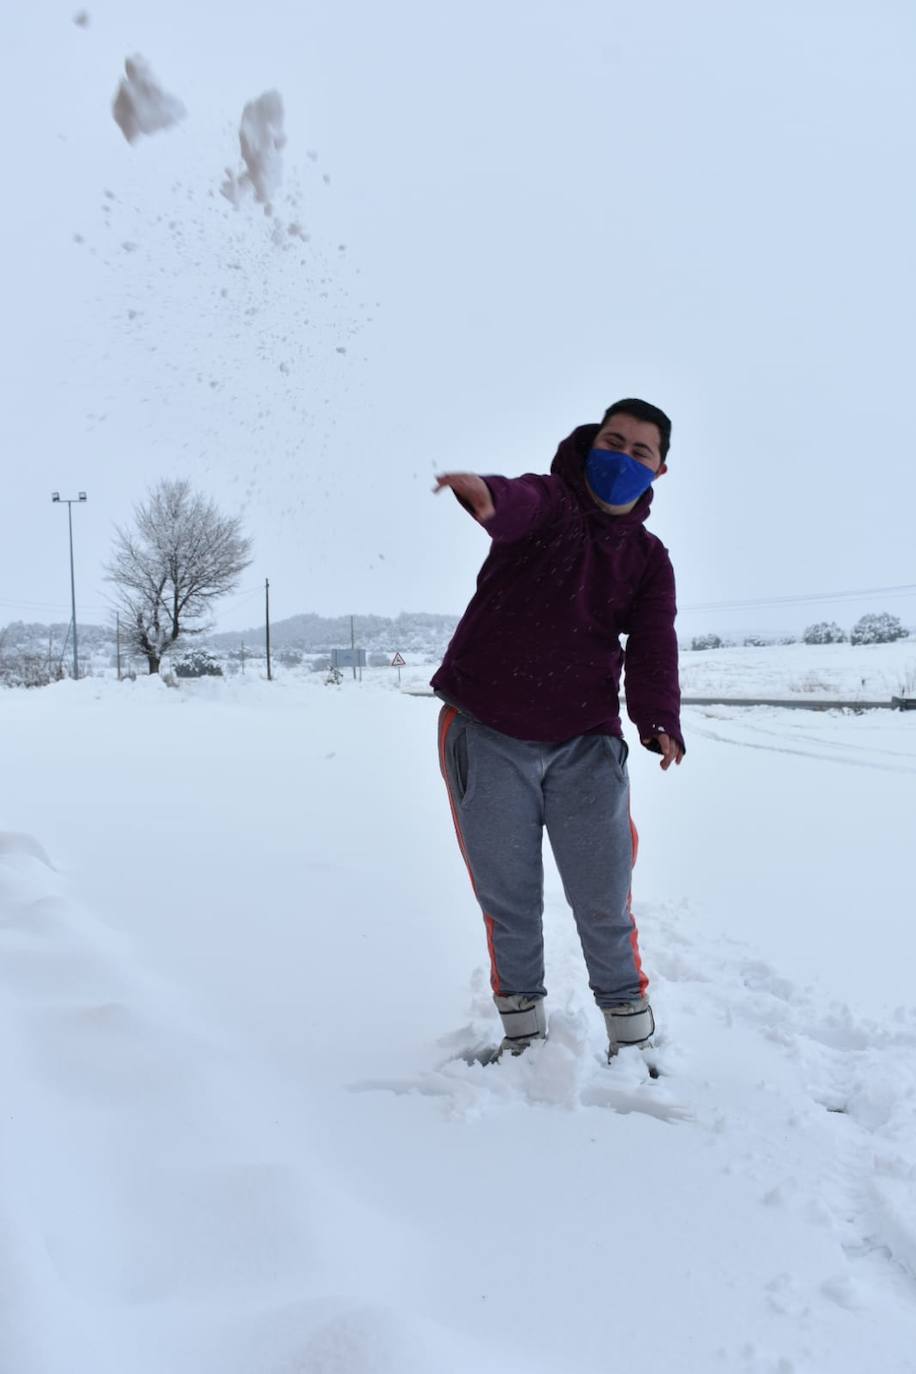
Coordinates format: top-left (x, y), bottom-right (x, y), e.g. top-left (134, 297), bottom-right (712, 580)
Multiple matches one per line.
top-left (550, 423), bottom-right (654, 527)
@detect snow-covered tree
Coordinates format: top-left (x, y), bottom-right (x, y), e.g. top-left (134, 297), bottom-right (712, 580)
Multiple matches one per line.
top-left (850, 612), bottom-right (908, 646)
top-left (803, 621), bottom-right (847, 645)
top-left (691, 633), bottom-right (722, 651)
top-left (106, 480), bottom-right (252, 674)
top-left (174, 648), bottom-right (224, 678)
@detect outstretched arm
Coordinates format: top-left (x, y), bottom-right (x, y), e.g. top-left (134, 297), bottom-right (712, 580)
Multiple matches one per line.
top-left (433, 473), bottom-right (496, 522)
top-left (434, 471), bottom-right (563, 542)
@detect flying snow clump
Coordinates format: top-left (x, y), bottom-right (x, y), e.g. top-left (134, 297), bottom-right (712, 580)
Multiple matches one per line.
top-left (112, 56), bottom-right (186, 144)
top-left (220, 91), bottom-right (286, 213)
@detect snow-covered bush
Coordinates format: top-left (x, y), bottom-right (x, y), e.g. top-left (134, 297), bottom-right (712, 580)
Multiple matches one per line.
top-left (850, 613), bottom-right (908, 646)
top-left (325, 665), bottom-right (343, 686)
top-left (276, 647), bottom-right (303, 668)
top-left (0, 652), bottom-right (56, 688)
top-left (803, 621), bottom-right (847, 645)
top-left (174, 649), bottom-right (224, 678)
top-left (690, 633), bottom-right (722, 651)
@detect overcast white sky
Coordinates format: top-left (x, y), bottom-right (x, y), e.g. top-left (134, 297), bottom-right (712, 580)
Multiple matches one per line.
top-left (2, 0), bottom-right (915, 641)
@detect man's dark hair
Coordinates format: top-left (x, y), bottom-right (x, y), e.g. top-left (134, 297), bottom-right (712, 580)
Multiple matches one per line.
top-left (600, 398), bottom-right (672, 462)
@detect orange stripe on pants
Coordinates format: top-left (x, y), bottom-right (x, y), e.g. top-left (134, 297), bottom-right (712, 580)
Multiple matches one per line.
top-left (626, 812), bottom-right (649, 998)
top-left (437, 706), bottom-right (502, 995)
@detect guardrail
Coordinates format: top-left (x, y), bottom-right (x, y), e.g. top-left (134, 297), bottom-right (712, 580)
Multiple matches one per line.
top-left (405, 691), bottom-right (916, 712)
top-left (679, 697), bottom-right (897, 711)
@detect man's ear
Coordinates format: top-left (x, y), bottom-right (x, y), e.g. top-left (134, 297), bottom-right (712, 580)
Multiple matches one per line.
top-left (655, 463), bottom-right (668, 478)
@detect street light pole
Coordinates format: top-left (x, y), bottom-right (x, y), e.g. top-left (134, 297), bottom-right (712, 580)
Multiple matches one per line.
top-left (51, 491), bottom-right (87, 680)
top-left (265, 578), bottom-right (272, 681)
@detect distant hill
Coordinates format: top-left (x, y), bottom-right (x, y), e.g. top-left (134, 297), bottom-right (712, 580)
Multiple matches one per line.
top-left (6, 609), bottom-right (910, 672)
top-left (1, 612), bottom-right (459, 668)
top-left (205, 611), bottom-right (459, 656)
top-left (0, 620), bottom-right (115, 655)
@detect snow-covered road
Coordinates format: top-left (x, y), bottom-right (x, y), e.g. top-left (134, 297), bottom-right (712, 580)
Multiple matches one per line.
top-left (2, 676), bottom-right (915, 1373)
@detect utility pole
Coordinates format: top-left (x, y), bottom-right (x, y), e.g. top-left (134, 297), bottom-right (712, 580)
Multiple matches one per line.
top-left (116, 612), bottom-right (122, 682)
top-left (265, 578), bottom-right (272, 681)
top-left (240, 640), bottom-right (246, 674)
top-left (350, 614), bottom-right (357, 680)
top-left (51, 491), bottom-right (87, 680)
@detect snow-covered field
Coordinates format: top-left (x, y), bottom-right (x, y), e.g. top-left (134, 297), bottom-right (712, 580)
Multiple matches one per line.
top-left (677, 638), bottom-right (916, 701)
top-left (2, 665), bottom-right (916, 1373)
top-left (386, 637), bottom-right (916, 703)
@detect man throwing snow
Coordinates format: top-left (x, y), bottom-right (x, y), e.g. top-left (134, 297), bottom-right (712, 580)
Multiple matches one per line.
top-left (432, 399), bottom-right (684, 1063)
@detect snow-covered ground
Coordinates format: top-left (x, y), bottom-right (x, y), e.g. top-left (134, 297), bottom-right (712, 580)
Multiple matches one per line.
top-left (380, 637), bottom-right (916, 703)
top-left (2, 667), bottom-right (916, 1373)
top-left (676, 639), bottom-right (916, 701)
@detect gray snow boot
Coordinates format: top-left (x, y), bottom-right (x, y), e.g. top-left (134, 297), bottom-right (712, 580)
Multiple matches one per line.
top-left (604, 999), bottom-right (655, 1061)
top-left (494, 994), bottom-right (547, 1058)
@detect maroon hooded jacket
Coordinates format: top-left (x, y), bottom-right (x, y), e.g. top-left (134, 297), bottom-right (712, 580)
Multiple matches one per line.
top-left (430, 423), bottom-right (684, 752)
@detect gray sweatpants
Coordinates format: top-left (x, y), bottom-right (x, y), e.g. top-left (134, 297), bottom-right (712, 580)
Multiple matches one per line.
top-left (437, 705), bottom-right (647, 1010)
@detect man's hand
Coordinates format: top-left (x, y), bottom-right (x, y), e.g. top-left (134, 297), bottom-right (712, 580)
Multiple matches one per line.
top-left (641, 733), bottom-right (684, 771)
top-left (434, 473), bottom-right (496, 523)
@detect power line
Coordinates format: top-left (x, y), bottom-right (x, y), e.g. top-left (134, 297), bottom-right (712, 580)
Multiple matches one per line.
top-left (1, 582), bottom-right (263, 618)
top-left (5, 581), bottom-right (914, 625)
top-left (682, 582), bottom-right (916, 614)
top-left (0, 598), bottom-right (110, 614)
top-left (217, 583), bottom-right (265, 605)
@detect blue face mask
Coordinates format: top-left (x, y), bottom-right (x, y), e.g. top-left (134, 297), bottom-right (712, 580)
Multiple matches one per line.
top-left (585, 447), bottom-right (656, 507)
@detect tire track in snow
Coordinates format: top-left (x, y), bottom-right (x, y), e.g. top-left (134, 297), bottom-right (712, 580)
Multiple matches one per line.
top-left (702, 714), bottom-right (907, 760)
top-left (688, 719), bottom-right (916, 775)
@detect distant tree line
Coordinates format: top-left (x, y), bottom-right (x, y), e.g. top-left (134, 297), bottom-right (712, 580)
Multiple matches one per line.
top-left (689, 612), bottom-right (909, 651)
top-left (802, 613), bottom-right (908, 646)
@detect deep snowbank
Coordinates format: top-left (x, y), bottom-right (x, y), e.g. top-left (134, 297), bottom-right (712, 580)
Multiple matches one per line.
top-left (2, 676), bottom-right (915, 1372)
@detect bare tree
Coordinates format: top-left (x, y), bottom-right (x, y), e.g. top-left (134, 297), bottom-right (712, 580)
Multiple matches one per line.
top-left (106, 479), bottom-right (252, 674)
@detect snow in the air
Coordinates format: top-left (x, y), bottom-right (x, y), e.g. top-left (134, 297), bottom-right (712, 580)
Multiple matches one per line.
top-left (220, 91), bottom-right (287, 213)
top-left (3, 655), bottom-right (916, 1374)
top-left (111, 56), bottom-right (186, 145)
